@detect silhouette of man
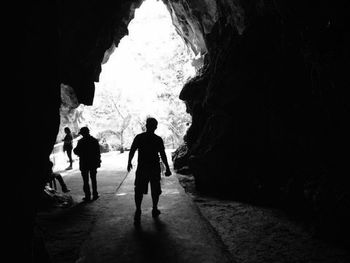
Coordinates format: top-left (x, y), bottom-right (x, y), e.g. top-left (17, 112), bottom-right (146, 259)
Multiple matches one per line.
top-left (127, 117), bottom-right (171, 223)
top-left (73, 127), bottom-right (101, 201)
top-left (63, 127), bottom-right (73, 170)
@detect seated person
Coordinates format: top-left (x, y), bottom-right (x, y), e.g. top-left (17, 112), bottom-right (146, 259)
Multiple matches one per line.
top-left (47, 161), bottom-right (71, 193)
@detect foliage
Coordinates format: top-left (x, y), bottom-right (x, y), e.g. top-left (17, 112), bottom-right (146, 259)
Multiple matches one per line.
top-left (57, 0), bottom-right (197, 150)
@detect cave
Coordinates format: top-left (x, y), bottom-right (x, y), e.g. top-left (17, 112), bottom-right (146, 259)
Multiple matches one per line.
top-left (6, 0), bottom-right (349, 261)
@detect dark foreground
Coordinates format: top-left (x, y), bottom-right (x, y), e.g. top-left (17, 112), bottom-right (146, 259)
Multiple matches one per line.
top-left (35, 152), bottom-right (349, 263)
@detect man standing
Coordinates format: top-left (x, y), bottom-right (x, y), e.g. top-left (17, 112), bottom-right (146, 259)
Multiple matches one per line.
top-left (74, 127), bottom-right (101, 201)
top-left (63, 127), bottom-right (73, 170)
top-left (127, 117), bottom-right (171, 223)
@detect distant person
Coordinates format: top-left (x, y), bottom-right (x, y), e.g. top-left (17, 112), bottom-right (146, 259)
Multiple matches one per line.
top-left (47, 161), bottom-right (70, 193)
top-left (73, 127), bottom-right (101, 202)
top-left (127, 117), bottom-right (172, 224)
top-left (63, 127), bottom-right (73, 170)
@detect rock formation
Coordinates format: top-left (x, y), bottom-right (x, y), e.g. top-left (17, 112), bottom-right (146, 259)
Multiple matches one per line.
top-left (9, 0), bottom-right (349, 260)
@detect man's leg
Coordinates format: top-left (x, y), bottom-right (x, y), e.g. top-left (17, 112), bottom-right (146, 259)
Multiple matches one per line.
top-left (134, 172), bottom-right (144, 211)
top-left (134, 189), bottom-right (143, 211)
top-left (134, 191), bottom-right (143, 223)
top-left (151, 193), bottom-right (160, 218)
top-left (66, 148), bottom-right (73, 169)
top-left (151, 193), bottom-right (159, 208)
top-left (81, 169), bottom-right (91, 200)
top-left (67, 148), bottom-right (73, 165)
top-left (150, 178), bottom-right (161, 217)
top-left (54, 173), bottom-right (70, 193)
top-left (90, 169), bottom-right (99, 200)
top-left (134, 186), bottom-right (143, 223)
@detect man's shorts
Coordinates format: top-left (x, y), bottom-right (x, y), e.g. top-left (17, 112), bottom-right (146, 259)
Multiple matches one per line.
top-left (135, 169), bottom-right (161, 196)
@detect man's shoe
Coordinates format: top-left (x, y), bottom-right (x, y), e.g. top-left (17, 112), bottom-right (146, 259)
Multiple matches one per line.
top-left (92, 195), bottom-right (99, 200)
top-left (134, 210), bottom-right (141, 223)
top-left (152, 208), bottom-right (161, 218)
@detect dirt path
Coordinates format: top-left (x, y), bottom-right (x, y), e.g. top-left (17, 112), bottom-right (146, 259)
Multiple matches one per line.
top-left (75, 168), bottom-right (233, 263)
top-left (36, 152), bottom-right (129, 263)
top-left (36, 151), bottom-right (233, 263)
top-left (36, 152), bottom-right (349, 263)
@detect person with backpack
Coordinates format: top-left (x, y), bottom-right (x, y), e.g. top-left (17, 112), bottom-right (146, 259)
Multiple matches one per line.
top-left (74, 127), bottom-right (101, 202)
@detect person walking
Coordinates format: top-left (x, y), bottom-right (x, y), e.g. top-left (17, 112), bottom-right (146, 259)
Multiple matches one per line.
top-left (63, 127), bottom-right (74, 170)
top-left (73, 127), bottom-right (101, 202)
top-left (127, 117), bottom-right (171, 224)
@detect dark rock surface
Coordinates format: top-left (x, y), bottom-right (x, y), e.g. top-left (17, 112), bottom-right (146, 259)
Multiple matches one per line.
top-left (9, 0), bottom-right (350, 261)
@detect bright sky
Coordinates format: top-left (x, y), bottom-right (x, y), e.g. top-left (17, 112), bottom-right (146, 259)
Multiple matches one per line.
top-left (94, 0), bottom-right (195, 120)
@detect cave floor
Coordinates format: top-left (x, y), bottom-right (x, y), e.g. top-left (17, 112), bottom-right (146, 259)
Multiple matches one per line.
top-left (36, 151), bottom-right (349, 263)
top-left (36, 151), bottom-right (233, 263)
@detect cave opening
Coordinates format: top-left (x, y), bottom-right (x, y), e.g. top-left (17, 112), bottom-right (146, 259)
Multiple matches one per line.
top-left (54, 0), bottom-right (199, 169)
top-left (9, 1), bottom-right (350, 261)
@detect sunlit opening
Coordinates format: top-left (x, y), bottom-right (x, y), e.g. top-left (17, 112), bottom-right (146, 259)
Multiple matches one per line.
top-left (57, 0), bottom-right (196, 157)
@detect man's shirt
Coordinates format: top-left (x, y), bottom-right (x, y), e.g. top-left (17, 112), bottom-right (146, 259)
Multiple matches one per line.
top-left (131, 132), bottom-right (164, 171)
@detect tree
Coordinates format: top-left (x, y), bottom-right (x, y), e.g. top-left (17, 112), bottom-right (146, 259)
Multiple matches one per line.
top-left (59, 0), bottom-right (198, 150)
top-left (109, 95), bottom-right (132, 152)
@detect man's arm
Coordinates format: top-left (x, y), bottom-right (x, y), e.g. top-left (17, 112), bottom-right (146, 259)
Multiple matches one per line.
top-left (95, 139), bottom-right (101, 156)
top-left (160, 146), bottom-right (171, 177)
top-left (127, 137), bottom-right (137, 172)
top-left (73, 141), bottom-right (80, 156)
top-left (95, 139), bottom-right (101, 167)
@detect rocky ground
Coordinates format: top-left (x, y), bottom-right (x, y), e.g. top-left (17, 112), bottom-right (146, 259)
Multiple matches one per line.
top-left (177, 174), bottom-right (349, 263)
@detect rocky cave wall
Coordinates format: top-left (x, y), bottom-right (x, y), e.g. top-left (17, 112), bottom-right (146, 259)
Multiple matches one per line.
top-left (57, 0), bottom-right (349, 241)
top-left (12, 1), bottom-right (349, 258)
top-left (167, 0), bottom-right (350, 242)
top-left (172, 0), bottom-right (347, 193)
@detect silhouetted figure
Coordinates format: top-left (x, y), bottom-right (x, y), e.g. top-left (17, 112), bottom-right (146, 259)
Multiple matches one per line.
top-left (47, 161), bottom-right (70, 193)
top-left (73, 127), bottom-right (101, 202)
top-left (127, 117), bottom-right (171, 224)
top-left (63, 127), bottom-right (73, 170)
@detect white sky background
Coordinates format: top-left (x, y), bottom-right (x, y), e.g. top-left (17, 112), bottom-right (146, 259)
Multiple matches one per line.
top-left (94, 0), bottom-right (196, 129)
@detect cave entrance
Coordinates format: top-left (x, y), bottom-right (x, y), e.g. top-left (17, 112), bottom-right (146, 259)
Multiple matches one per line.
top-left (56, 0), bottom-right (197, 163)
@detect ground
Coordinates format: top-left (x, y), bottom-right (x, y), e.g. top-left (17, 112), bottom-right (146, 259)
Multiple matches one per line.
top-left (177, 174), bottom-right (349, 263)
top-left (35, 151), bottom-right (349, 263)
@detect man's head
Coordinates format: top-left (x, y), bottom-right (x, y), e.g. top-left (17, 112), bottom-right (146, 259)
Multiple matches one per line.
top-left (145, 117), bottom-right (158, 132)
top-left (64, 127), bottom-right (71, 134)
top-left (79, 127), bottom-right (90, 137)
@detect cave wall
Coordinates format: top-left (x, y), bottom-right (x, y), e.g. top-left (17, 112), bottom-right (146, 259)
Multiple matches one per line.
top-left (59, 0), bottom-right (144, 105)
top-left (12, 0), bottom-right (349, 259)
top-left (168, 0), bottom-right (350, 242)
top-left (7, 1), bottom-right (61, 261)
top-left (56, 0), bottom-right (349, 243)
